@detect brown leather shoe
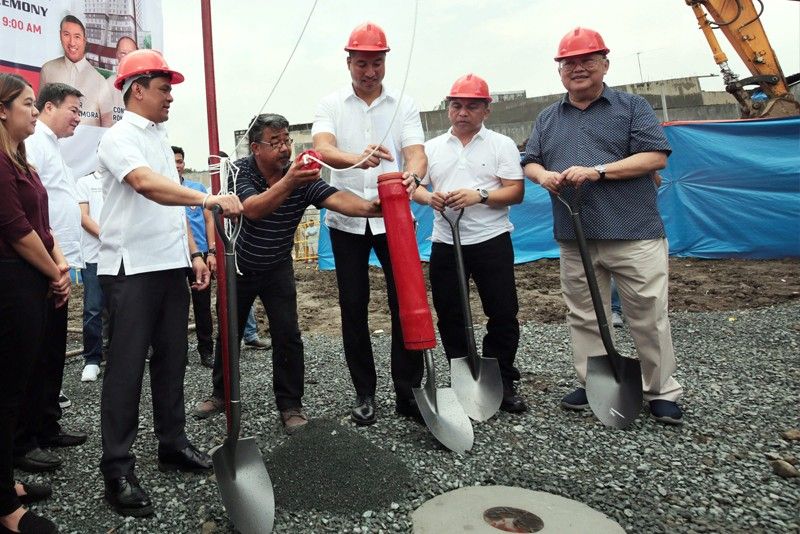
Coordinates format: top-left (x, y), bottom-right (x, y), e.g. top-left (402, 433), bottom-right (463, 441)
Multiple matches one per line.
top-left (279, 408), bottom-right (308, 435)
top-left (192, 397), bottom-right (223, 420)
top-left (243, 338), bottom-right (271, 350)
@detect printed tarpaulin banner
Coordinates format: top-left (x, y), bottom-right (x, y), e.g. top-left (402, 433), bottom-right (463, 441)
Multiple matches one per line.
top-left (317, 116), bottom-right (800, 270)
top-left (1, 0), bottom-right (163, 177)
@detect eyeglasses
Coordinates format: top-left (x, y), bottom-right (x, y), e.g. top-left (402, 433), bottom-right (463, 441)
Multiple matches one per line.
top-left (558, 57), bottom-right (605, 72)
top-left (256, 137), bottom-right (293, 151)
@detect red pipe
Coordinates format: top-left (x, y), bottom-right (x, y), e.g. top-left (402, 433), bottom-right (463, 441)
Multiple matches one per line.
top-left (377, 172), bottom-right (436, 350)
top-left (200, 0), bottom-right (231, 430)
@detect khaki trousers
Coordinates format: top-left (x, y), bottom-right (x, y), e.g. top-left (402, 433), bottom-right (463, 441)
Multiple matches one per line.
top-left (559, 238), bottom-right (683, 402)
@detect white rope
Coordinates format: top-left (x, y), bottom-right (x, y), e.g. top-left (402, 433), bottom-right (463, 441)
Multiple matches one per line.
top-left (205, 0), bottom-right (421, 271)
top-left (209, 155), bottom-right (243, 274)
top-left (318, 0), bottom-right (421, 173)
top-left (219, 0), bottom-right (421, 175)
top-left (229, 0), bottom-right (320, 158)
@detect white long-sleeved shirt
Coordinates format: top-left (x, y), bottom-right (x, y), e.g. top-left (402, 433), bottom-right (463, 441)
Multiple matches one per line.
top-left (25, 120), bottom-right (84, 268)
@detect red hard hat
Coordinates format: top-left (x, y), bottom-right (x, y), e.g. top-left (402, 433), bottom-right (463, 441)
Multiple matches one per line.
top-left (114, 49), bottom-right (184, 90)
top-left (344, 22), bottom-right (390, 52)
top-left (447, 73), bottom-right (492, 102)
top-left (554, 27), bottom-right (610, 61)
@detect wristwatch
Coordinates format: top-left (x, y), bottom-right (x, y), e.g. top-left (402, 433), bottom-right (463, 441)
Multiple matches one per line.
top-left (190, 252), bottom-right (205, 260)
top-left (477, 188), bottom-right (489, 204)
top-left (594, 164), bottom-right (607, 180)
top-left (410, 172), bottom-right (422, 187)
top-left (207, 247), bottom-right (217, 255)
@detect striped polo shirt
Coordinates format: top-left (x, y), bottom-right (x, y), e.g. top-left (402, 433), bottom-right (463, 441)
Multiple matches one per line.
top-left (232, 155), bottom-right (337, 273)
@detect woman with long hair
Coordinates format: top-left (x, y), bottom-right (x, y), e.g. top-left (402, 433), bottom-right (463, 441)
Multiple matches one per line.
top-left (0, 73), bottom-right (66, 533)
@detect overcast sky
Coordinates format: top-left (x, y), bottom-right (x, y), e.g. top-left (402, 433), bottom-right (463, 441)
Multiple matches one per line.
top-left (161, 0), bottom-right (800, 170)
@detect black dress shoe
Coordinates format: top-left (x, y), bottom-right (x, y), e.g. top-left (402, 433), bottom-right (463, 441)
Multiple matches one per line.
top-left (39, 429), bottom-right (87, 448)
top-left (157, 443), bottom-right (212, 473)
top-left (104, 474), bottom-right (153, 517)
top-left (396, 398), bottom-right (425, 425)
top-left (0, 510), bottom-right (59, 533)
top-left (199, 351), bottom-right (214, 369)
top-left (13, 448), bottom-right (61, 473)
top-left (500, 387), bottom-right (528, 414)
top-left (351, 394), bottom-right (377, 426)
top-left (17, 481), bottom-right (52, 505)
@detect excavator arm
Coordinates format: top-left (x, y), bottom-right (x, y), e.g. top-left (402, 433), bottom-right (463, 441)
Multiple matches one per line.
top-left (686, 0), bottom-right (800, 118)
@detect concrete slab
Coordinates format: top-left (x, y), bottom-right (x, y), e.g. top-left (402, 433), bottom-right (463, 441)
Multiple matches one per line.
top-left (412, 486), bottom-right (624, 534)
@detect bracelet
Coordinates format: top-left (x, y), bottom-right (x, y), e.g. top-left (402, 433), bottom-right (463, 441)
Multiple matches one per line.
top-left (207, 247), bottom-right (217, 255)
top-left (201, 193), bottom-right (211, 209)
top-left (190, 251), bottom-right (204, 260)
top-left (411, 173), bottom-right (421, 187)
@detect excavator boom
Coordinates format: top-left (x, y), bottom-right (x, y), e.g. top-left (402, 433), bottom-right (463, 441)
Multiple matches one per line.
top-left (686, 0), bottom-right (800, 118)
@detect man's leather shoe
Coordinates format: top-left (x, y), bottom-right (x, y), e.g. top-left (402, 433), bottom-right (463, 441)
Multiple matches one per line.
top-left (0, 510), bottom-right (58, 533)
top-left (199, 351), bottom-right (214, 369)
top-left (17, 481), bottom-right (52, 505)
top-left (13, 448), bottom-right (61, 473)
top-left (500, 387), bottom-right (528, 414)
top-left (39, 429), bottom-right (87, 448)
top-left (104, 474), bottom-right (153, 517)
top-left (243, 337), bottom-right (271, 350)
top-left (351, 394), bottom-right (377, 426)
top-left (396, 398), bottom-right (425, 425)
top-left (158, 443), bottom-right (212, 473)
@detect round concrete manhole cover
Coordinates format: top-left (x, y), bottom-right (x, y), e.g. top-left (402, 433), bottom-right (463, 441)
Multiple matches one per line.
top-left (483, 506), bottom-right (544, 532)
top-left (412, 486), bottom-right (625, 534)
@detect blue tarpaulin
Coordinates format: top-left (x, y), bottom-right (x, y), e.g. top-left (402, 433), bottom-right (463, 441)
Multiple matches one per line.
top-left (317, 116), bottom-right (800, 270)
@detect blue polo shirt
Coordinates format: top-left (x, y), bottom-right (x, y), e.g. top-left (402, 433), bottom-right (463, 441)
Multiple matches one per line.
top-left (522, 84), bottom-right (671, 241)
top-left (182, 178), bottom-right (209, 252)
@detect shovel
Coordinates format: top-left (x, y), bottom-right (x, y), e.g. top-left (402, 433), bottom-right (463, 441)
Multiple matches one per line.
top-left (210, 208), bottom-right (275, 533)
top-left (377, 172), bottom-right (474, 453)
top-left (414, 348), bottom-right (475, 453)
top-left (557, 189), bottom-right (643, 429)
top-left (439, 209), bottom-right (503, 421)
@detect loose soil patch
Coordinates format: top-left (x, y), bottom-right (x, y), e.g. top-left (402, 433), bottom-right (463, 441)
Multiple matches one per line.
top-left (67, 258), bottom-right (799, 340)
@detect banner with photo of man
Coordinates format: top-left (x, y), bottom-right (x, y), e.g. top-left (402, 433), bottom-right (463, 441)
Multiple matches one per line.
top-left (0, 0), bottom-right (163, 177)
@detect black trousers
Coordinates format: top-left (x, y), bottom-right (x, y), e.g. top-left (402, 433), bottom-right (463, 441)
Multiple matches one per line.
top-left (0, 260), bottom-right (48, 515)
top-left (429, 232), bottom-right (520, 388)
top-left (187, 256), bottom-right (213, 356)
top-left (14, 290), bottom-right (68, 455)
top-left (329, 227), bottom-right (423, 402)
top-left (212, 259), bottom-right (303, 411)
top-left (98, 266), bottom-right (190, 479)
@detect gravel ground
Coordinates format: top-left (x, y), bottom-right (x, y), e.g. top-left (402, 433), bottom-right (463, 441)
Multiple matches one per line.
top-left (25, 301), bottom-right (800, 533)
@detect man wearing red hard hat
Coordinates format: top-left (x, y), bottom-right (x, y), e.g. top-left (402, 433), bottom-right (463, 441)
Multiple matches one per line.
top-left (312, 22), bottom-right (427, 426)
top-left (95, 49), bottom-right (243, 517)
top-left (411, 74), bottom-right (527, 413)
top-left (522, 28), bottom-right (684, 424)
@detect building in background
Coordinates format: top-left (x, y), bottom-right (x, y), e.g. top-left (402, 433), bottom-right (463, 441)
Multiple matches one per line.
top-left (84, 0), bottom-right (150, 71)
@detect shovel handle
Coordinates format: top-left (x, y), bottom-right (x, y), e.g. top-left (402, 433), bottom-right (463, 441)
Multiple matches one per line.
top-left (422, 348), bottom-right (438, 412)
top-left (556, 188), bottom-right (621, 380)
top-left (440, 209), bottom-right (481, 372)
top-left (212, 207), bottom-right (241, 439)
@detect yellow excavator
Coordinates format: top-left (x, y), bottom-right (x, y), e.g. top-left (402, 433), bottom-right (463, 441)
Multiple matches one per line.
top-left (686, 0), bottom-right (800, 118)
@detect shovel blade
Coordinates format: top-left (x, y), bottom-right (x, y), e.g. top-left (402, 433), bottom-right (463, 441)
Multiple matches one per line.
top-left (450, 356), bottom-right (503, 421)
top-left (585, 352), bottom-right (643, 429)
top-left (413, 386), bottom-right (474, 453)
top-left (211, 436), bottom-right (274, 534)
